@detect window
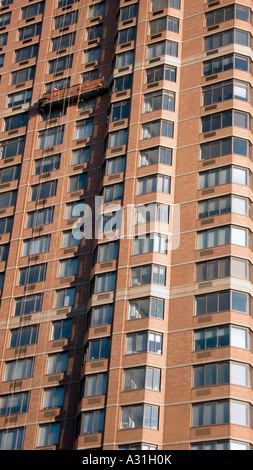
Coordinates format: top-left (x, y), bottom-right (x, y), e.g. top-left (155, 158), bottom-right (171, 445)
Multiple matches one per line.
top-left (193, 362), bottom-right (250, 388)
top-left (51, 32), bottom-right (76, 52)
top-left (62, 230), bottom-right (80, 248)
top-left (128, 298), bottom-right (164, 320)
top-left (133, 233), bottom-right (168, 255)
top-left (15, 44), bottom-right (38, 63)
top-left (84, 46), bottom-right (100, 64)
top-left (200, 137), bottom-right (250, 160)
top-left (117, 26), bottom-right (136, 45)
top-left (18, 23), bottom-right (42, 41)
top-left (26, 207), bottom-right (54, 228)
top-left (88, 304), bottom-right (113, 327)
top-left (7, 89), bottom-right (32, 108)
top-left (137, 175), bottom-right (171, 194)
top-left (192, 400), bottom-right (250, 427)
top-left (202, 80), bottom-right (250, 106)
top-left (84, 337), bottom-right (110, 361)
top-left (124, 367), bottom-right (161, 391)
top-left (0, 33), bottom-right (8, 47)
top-left (205, 5), bottom-right (251, 27)
top-left (88, 2), bottom-right (105, 18)
top-left (0, 136), bottom-right (25, 160)
top-left (0, 428), bottom-right (25, 450)
top-left (42, 106), bottom-right (68, 123)
top-left (19, 264), bottom-right (47, 286)
top-left (78, 97), bottom-right (95, 111)
top-left (103, 183), bottom-right (123, 202)
top-left (72, 147), bottom-right (90, 165)
top-left (198, 195), bottom-right (249, 219)
top-left (126, 331), bottom-right (162, 354)
top-left (0, 272), bottom-right (4, 290)
top-left (0, 190), bottom-right (17, 209)
top-left (92, 272), bottom-right (116, 294)
top-left (55, 287), bottom-right (75, 308)
top-left (65, 201), bottom-right (82, 220)
top-left (47, 352), bottom-right (68, 374)
top-left (94, 241), bottom-right (118, 263)
top-left (0, 165), bottom-right (20, 184)
top-left (30, 180), bottom-right (57, 201)
top-left (149, 16), bottom-right (179, 35)
top-left (204, 29), bottom-right (250, 52)
top-left (191, 441), bottom-right (248, 451)
top-left (140, 146), bottom-right (172, 167)
top-left (199, 166), bottom-right (249, 189)
top-left (58, 0), bottom-right (79, 7)
top-left (144, 90), bottom-right (175, 113)
top-left (58, 257), bottom-right (78, 278)
top-left (0, 244), bottom-right (8, 262)
top-left (0, 392), bottom-right (29, 416)
top-left (81, 410), bottom-right (104, 434)
top-left (48, 55), bottom-right (73, 74)
top-left (22, 235), bottom-right (50, 257)
top-left (51, 319), bottom-right (71, 340)
top-left (136, 203), bottom-right (169, 225)
top-left (14, 294), bottom-right (43, 317)
top-left (45, 77), bottom-right (70, 93)
top-left (43, 387), bottom-right (64, 409)
top-left (147, 40), bottom-right (178, 59)
top-left (74, 118), bottom-right (93, 140)
top-left (197, 225), bottom-right (248, 249)
top-left (0, 12), bottom-right (11, 26)
top-left (54, 11), bottom-right (78, 29)
top-left (113, 74), bottom-right (132, 92)
top-left (119, 4), bottom-right (138, 21)
top-left (203, 53), bottom-right (249, 76)
top-left (195, 290), bottom-right (251, 316)
top-left (108, 129), bottom-right (128, 148)
top-left (0, 54), bottom-right (4, 68)
top-left (121, 405), bottom-right (159, 430)
top-left (11, 66), bottom-right (35, 85)
top-left (87, 24), bottom-right (103, 41)
top-left (69, 173), bottom-right (87, 192)
top-left (37, 126), bottom-right (64, 149)
top-left (4, 358), bottom-right (34, 381)
top-left (0, 216), bottom-right (13, 235)
top-left (83, 373), bottom-right (107, 397)
top-left (196, 257), bottom-right (249, 282)
top-left (41, 104), bottom-right (67, 122)
top-left (131, 264), bottom-right (166, 286)
top-left (104, 156), bottom-right (125, 175)
top-left (141, 120), bottom-right (174, 139)
top-left (82, 69), bottom-right (98, 83)
top-left (119, 444), bottom-right (157, 450)
top-left (110, 100), bottom-right (130, 122)
top-left (115, 50), bottom-right (134, 68)
top-left (34, 154), bottom-right (60, 175)
top-left (37, 423), bottom-right (60, 447)
top-left (151, 0), bottom-right (180, 11)
top-left (146, 65), bottom-right (176, 84)
top-left (10, 325), bottom-right (38, 348)
top-left (194, 325), bottom-right (249, 351)
top-left (3, 113), bottom-right (28, 132)
top-left (100, 210), bottom-right (122, 233)
top-left (201, 110), bottom-right (250, 133)
top-left (21, 3), bottom-right (44, 20)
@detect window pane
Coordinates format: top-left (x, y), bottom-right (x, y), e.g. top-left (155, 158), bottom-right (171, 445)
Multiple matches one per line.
top-left (230, 363), bottom-right (248, 386)
top-left (230, 401), bottom-right (248, 426)
top-left (231, 327), bottom-right (247, 349)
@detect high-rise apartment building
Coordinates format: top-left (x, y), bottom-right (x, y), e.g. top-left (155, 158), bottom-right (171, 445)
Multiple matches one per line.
top-left (0, 0), bottom-right (252, 452)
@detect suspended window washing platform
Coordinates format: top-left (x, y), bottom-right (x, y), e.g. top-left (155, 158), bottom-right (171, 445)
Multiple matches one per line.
top-left (38, 78), bottom-right (110, 110)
